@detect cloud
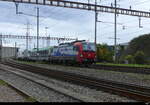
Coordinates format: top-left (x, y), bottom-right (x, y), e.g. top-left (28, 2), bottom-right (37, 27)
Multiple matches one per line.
top-left (0, 0), bottom-right (150, 49)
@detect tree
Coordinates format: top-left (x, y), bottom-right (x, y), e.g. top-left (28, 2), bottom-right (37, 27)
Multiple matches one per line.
top-left (124, 55), bottom-right (134, 64)
top-left (96, 44), bottom-right (113, 62)
top-left (120, 34), bottom-right (150, 64)
top-left (134, 51), bottom-right (146, 64)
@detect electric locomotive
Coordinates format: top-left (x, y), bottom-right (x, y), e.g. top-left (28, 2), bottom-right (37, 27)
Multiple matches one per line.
top-left (50, 40), bottom-right (96, 64)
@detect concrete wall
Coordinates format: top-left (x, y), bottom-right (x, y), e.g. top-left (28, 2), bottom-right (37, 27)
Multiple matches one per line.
top-left (0, 47), bottom-right (18, 58)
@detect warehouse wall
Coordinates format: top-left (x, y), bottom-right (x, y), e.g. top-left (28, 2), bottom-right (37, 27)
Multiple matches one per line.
top-left (0, 47), bottom-right (18, 58)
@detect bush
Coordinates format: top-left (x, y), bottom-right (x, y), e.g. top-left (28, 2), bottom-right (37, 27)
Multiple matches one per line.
top-left (133, 51), bottom-right (146, 64)
top-left (124, 55), bottom-right (134, 64)
top-left (96, 44), bottom-right (113, 62)
top-left (120, 34), bottom-right (150, 64)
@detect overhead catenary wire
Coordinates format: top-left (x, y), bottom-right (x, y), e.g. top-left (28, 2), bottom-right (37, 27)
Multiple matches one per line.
top-left (2, 0), bottom-right (150, 47)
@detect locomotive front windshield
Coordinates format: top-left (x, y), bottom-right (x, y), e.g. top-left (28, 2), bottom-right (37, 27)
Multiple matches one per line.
top-left (82, 43), bottom-right (96, 52)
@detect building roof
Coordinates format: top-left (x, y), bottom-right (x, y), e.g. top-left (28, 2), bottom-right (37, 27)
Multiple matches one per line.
top-left (118, 42), bottom-right (129, 46)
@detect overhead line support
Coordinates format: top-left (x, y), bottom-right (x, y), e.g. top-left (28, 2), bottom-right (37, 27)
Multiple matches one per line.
top-left (114, 0), bottom-right (117, 63)
top-left (0, 34), bottom-right (2, 61)
top-left (37, 7), bottom-right (39, 59)
top-left (94, 0), bottom-right (97, 46)
top-left (2, 0), bottom-right (150, 18)
top-left (0, 34), bottom-right (76, 41)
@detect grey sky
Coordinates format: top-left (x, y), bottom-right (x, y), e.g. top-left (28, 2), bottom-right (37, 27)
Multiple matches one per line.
top-left (1, 0), bottom-right (150, 50)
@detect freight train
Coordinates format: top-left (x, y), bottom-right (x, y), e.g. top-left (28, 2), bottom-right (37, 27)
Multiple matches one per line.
top-left (19, 40), bottom-right (96, 64)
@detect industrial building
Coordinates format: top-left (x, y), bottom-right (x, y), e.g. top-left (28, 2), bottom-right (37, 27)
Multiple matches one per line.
top-left (0, 46), bottom-right (19, 59)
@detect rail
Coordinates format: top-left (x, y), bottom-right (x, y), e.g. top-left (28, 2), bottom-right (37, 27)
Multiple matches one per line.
top-left (2, 59), bottom-right (150, 102)
top-left (91, 64), bottom-right (150, 75)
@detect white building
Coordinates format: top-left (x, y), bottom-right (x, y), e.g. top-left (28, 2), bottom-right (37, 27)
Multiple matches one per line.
top-left (0, 46), bottom-right (19, 59)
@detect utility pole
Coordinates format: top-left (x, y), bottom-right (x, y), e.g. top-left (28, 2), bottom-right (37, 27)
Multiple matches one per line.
top-left (34, 43), bottom-right (36, 49)
top-left (15, 42), bottom-right (17, 59)
top-left (45, 27), bottom-right (49, 47)
top-left (14, 2), bottom-right (19, 14)
top-left (114, 0), bottom-right (117, 63)
top-left (25, 21), bottom-right (31, 51)
top-left (95, 0), bottom-right (98, 46)
top-left (94, 0), bottom-right (98, 63)
top-left (37, 7), bottom-right (39, 60)
top-left (48, 34), bottom-right (50, 47)
top-left (139, 17), bottom-right (143, 28)
top-left (0, 34), bottom-right (2, 61)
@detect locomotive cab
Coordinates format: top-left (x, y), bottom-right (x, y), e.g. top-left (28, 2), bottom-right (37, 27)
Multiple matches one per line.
top-left (74, 41), bottom-right (96, 64)
top-left (81, 42), bottom-right (96, 64)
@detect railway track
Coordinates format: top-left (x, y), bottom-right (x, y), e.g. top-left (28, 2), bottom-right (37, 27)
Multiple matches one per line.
top-left (1, 59), bottom-right (150, 102)
top-left (90, 64), bottom-right (150, 75)
top-left (0, 68), bottom-right (39, 102)
top-left (0, 64), bottom-right (87, 102)
top-left (0, 75), bottom-right (37, 102)
top-left (16, 59), bottom-right (150, 75)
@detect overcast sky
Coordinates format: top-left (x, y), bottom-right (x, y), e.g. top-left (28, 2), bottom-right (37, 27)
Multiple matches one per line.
top-left (1, 0), bottom-right (150, 50)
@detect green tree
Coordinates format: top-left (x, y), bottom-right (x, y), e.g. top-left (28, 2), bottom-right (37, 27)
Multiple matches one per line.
top-left (120, 34), bottom-right (150, 64)
top-left (133, 51), bottom-right (146, 64)
top-left (124, 55), bottom-right (134, 64)
top-left (96, 44), bottom-right (113, 62)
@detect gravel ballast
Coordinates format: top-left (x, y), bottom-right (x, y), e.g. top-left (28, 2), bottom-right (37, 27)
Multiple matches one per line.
top-left (0, 64), bottom-right (136, 102)
top-left (0, 66), bottom-right (79, 102)
top-left (17, 61), bottom-right (150, 88)
top-left (0, 80), bottom-right (26, 102)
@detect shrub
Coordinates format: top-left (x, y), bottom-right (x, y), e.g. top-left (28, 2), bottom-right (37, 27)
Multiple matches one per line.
top-left (124, 55), bottom-right (134, 64)
top-left (96, 44), bottom-right (113, 62)
top-left (133, 51), bottom-right (145, 64)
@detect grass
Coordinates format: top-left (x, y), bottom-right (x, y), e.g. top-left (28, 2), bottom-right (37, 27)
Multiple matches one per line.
top-left (97, 62), bottom-right (150, 68)
top-left (0, 80), bottom-right (8, 86)
top-left (25, 97), bottom-right (37, 102)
